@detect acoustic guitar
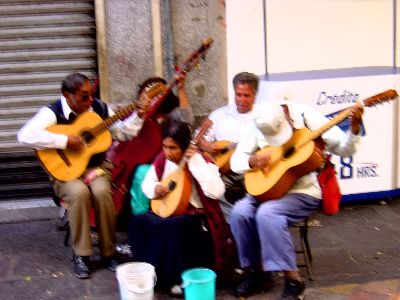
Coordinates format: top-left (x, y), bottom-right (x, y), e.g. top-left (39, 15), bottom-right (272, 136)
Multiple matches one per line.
top-left (244, 89), bottom-right (398, 202)
top-left (150, 119), bottom-right (212, 218)
top-left (36, 82), bottom-right (166, 181)
top-left (204, 140), bottom-right (237, 174)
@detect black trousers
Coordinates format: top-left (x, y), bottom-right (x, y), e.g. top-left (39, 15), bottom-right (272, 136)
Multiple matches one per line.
top-left (128, 212), bottom-right (214, 289)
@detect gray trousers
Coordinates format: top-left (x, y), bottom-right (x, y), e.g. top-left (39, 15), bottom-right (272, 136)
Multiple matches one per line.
top-left (230, 193), bottom-right (320, 272)
top-left (53, 161), bottom-right (116, 257)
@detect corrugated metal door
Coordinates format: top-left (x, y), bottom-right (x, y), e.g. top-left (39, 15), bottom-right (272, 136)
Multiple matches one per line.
top-left (0, 0), bottom-right (97, 200)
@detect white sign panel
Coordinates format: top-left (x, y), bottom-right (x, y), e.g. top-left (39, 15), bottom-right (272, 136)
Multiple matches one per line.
top-left (257, 71), bottom-right (399, 199)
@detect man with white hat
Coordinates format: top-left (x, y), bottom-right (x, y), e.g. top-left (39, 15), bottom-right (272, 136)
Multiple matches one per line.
top-left (229, 101), bottom-right (364, 299)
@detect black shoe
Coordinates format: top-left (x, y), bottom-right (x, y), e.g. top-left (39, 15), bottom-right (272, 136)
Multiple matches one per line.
top-left (280, 278), bottom-right (306, 300)
top-left (103, 256), bottom-right (119, 272)
top-left (73, 255), bottom-right (90, 279)
top-left (233, 269), bottom-right (264, 298)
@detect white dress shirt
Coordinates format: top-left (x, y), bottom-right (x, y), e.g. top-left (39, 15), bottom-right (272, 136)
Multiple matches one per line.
top-left (206, 104), bottom-right (256, 143)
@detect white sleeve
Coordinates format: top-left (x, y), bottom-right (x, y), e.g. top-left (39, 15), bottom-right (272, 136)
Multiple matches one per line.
top-left (109, 111), bottom-right (145, 141)
top-left (187, 153), bottom-right (225, 199)
top-left (17, 107), bottom-right (68, 150)
top-left (230, 126), bottom-right (260, 174)
top-left (141, 164), bottom-right (159, 199)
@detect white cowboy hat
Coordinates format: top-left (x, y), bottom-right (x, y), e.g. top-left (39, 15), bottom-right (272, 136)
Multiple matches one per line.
top-left (254, 102), bottom-right (293, 146)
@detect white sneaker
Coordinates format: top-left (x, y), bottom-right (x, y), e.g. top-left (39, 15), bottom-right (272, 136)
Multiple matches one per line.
top-left (170, 284), bottom-right (183, 296)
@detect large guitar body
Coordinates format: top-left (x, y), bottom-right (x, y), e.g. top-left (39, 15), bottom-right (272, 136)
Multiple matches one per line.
top-left (244, 128), bottom-right (324, 201)
top-left (150, 167), bottom-right (193, 218)
top-left (36, 111), bottom-right (112, 181)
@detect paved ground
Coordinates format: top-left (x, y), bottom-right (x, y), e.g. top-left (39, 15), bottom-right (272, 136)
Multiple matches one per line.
top-left (0, 197), bottom-right (399, 299)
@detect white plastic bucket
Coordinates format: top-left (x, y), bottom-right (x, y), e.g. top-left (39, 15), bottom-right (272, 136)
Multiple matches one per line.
top-left (116, 262), bottom-right (156, 300)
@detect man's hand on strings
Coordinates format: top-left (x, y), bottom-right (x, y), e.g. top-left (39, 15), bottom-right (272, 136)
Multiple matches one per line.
top-left (349, 104), bottom-right (364, 135)
top-left (198, 139), bottom-right (219, 155)
top-left (66, 135), bottom-right (84, 151)
top-left (249, 152), bottom-right (272, 174)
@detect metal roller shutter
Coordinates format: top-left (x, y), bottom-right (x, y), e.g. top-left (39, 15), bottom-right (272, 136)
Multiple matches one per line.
top-left (0, 0), bottom-right (97, 201)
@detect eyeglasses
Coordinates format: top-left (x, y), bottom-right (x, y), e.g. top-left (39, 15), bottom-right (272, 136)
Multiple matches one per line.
top-left (69, 92), bottom-right (93, 103)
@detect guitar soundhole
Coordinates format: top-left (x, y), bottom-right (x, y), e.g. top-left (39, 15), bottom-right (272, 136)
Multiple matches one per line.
top-left (220, 147), bottom-right (228, 155)
top-left (168, 181), bottom-right (176, 191)
top-left (284, 147), bottom-right (295, 159)
top-left (81, 131), bottom-right (94, 144)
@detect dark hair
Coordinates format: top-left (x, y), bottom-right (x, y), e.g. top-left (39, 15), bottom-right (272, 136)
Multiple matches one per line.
top-left (138, 77), bottom-right (179, 115)
top-left (232, 72), bottom-right (259, 93)
top-left (162, 119), bottom-right (191, 151)
top-left (61, 73), bottom-right (90, 94)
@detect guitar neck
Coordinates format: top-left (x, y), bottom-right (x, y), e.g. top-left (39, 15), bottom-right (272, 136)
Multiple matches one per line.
top-left (177, 119), bottom-right (212, 169)
top-left (298, 88), bottom-right (398, 148)
top-left (146, 37), bottom-right (213, 118)
top-left (308, 107), bottom-right (352, 142)
top-left (87, 101), bottom-right (140, 137)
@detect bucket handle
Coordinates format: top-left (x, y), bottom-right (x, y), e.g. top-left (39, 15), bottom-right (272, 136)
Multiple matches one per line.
top-left (181, 281), bottom-right (189, 289)
top-left (120, 274), bottom-right (157, 294)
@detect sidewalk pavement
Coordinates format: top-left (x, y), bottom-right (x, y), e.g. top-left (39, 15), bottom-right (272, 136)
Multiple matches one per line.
top-left (0, 197), bottom-right (399, 300)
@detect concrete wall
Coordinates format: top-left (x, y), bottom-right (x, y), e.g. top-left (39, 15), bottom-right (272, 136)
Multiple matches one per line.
top-left (100, 0), bottom-right (227, 118)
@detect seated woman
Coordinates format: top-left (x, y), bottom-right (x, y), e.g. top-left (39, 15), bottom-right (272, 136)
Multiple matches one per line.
top-left (110, 75), bottom-right (193, 224)
top-left (128, 76), bottom-right (194, 216)
top-left (128, 119), bottom-right (234, 295)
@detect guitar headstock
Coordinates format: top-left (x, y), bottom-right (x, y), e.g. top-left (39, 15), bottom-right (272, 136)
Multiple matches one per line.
top-left (362, 89), bottom-right (398, 107)
top-left (180, 37), bottom-right (214, 74)
top-left (200, 37), bottom-right (213, 52)
top-left (141, 81), bottom-right (167, 100)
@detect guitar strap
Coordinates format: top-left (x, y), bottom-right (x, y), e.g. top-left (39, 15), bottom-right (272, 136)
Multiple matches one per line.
top-left (281, 103), bottom-right (326, 155)
top-left (280, 104), bottom-right (295, 130)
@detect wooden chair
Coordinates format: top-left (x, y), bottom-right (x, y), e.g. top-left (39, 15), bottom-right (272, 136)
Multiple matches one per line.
top-left (293, 217), bottom-right (313, 280)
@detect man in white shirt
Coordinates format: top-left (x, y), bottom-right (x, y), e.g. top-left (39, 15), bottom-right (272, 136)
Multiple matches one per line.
top-left (229, 101), bottom-right (364, 299)
top-left (18, 73), bottom-right (148, 279)
top-left (199, 72), bottom-right (259, 221)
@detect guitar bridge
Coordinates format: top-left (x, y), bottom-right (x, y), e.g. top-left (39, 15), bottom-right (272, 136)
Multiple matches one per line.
top-left (56, 149), bottom-right (71, 166)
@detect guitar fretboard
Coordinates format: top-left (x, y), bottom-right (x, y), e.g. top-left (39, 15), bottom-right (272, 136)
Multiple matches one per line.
top-left (296, 89), bottom-right (398, 149)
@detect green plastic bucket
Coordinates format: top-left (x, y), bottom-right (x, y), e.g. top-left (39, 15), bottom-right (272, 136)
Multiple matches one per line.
top-left (181, 268), bottom-right (216, 300)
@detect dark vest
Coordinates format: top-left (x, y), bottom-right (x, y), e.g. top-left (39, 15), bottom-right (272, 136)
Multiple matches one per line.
top-left (48, 98), bottom-right (109, 168)
top-left (48, 98), bottom-right (108, 124)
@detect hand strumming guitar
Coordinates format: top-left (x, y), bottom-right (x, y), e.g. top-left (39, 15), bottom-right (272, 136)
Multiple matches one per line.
top-left (184, 143), bottom-right (199, 160)
top-left (67, 135), bottom-right (84, 151)
top-left (249, 151), bottom-right (272, 174)
top-left (154, 184), bottom-right (170, 198)
top-left (198, 138), bottom-right (220, 155)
